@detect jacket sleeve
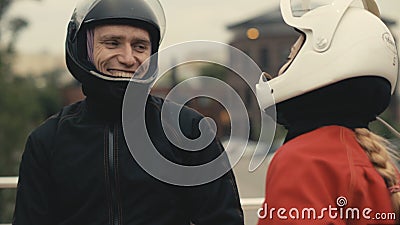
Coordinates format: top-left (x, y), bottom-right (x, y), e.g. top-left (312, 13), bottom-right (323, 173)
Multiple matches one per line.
top-left (13, 133), bottom-right (52, 225)
top-left (154, 98), bottom-right (244, 224)
top-left (177, 112), bottom-right (244, 225)
top-left (186, 139), bottom-right (244, 225)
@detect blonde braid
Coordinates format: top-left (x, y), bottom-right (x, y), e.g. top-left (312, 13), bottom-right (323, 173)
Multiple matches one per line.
top-left (355, 128), bottom-right (400, 215)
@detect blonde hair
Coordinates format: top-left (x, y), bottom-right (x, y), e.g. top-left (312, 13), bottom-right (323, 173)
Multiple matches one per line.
top-left (355, 128), bottom-right (400, 215)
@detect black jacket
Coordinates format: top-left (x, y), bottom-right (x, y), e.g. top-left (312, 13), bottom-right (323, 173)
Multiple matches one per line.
top-left (13, 95), bottom-right (244, 225)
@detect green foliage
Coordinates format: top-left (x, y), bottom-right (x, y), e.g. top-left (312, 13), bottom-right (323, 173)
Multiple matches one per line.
top-left (0, 65), bottom-right (63, 220)
top-left (0, 68), bottom-right (62, 221)
top-left (0, 0), bottom-right (60, 222)
top-left (199, 63), bottom-right (228, 81)
top-left (0, 0), bottom-right (13, 21)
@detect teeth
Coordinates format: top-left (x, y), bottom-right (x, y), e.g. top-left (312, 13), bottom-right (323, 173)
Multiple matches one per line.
top-left (110, 71), bottom-right (134, 78)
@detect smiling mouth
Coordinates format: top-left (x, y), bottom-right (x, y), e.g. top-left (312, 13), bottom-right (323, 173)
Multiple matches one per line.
top-left (107, 69), bottom-right (135, 78)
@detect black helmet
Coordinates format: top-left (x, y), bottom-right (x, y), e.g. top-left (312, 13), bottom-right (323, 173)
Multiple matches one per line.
top-left (65, 0), bottom-right (166, 86)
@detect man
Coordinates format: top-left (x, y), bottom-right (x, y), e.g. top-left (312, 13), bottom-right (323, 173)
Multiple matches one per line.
top-left (12, 0), bottom-right (244, 224)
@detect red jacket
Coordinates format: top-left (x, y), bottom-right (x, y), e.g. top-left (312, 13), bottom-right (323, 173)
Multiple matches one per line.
top-left (258, 126), bottom-right (396, 225)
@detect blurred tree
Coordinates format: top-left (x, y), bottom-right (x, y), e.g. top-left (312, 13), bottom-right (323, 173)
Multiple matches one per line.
top-left (0, 0), bottom-right (13, 20)
top-left (0, 0), bottom-right (62, 222)
top-left (199, 63), bottom-right (228, 81)
top-left (6, 17), bottom-right (28, 53)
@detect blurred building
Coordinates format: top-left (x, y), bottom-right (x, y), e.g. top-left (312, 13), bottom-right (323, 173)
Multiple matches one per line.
top-left (151, 62), bottom-right (230, 138)
top-left (12, 53), bottom-right (65, 76)
top-left (227, 7), bottom-right (299, 75)
top-left (225, 7), bottom-right (299, 140)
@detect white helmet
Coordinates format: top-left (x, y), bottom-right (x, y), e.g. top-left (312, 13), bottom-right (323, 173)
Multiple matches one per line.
top-left (256, 0), bottom-right (399, 110)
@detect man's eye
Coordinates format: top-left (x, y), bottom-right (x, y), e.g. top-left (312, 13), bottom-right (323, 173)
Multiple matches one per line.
top-left (104, 41), bottom-right (119, 48)
top-left (133, 44), bottom-right (148, 53)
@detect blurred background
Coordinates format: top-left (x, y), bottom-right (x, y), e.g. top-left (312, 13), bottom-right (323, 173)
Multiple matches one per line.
top-left (0, 0), bottom-right (399, 224)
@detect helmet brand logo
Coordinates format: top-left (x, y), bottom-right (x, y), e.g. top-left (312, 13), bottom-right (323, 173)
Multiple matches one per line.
top-left (382, 32), bottom-right (397, 55)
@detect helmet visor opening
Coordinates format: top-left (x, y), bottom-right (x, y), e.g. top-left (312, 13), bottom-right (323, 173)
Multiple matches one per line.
top-left (288, 0), bottom-right (379, 18)
top-left (290, 0), bottom-right (333, 17)
top-left (278, 34), bottom-right (305, 76)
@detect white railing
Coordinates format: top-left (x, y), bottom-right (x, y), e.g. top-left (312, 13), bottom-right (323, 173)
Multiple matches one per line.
top-left (0, 177), bottom-right (18, 189)
top-left (0, 176), bottom-right (264, 210)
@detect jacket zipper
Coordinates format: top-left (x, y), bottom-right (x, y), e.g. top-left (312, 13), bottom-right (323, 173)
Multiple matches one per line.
top-left (107, 125), bottom-right (120, 225)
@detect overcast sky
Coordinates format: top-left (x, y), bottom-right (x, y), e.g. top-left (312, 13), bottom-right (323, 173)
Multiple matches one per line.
top-left (4, 0), bottom-right (400, 55)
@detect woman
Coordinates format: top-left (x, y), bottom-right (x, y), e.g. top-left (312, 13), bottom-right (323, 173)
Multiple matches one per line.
top-left (256, 0), bottom-right (399, 224)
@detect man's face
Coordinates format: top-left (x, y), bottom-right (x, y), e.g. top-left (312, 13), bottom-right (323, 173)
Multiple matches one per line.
top-left (93, 24), bottom-right (152, 78)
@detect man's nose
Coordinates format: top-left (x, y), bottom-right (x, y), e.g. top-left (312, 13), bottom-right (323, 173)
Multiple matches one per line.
top-left (117, 45), bottom-right (137, 67)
